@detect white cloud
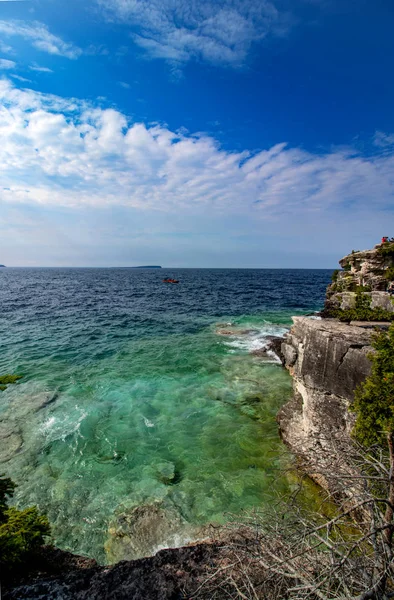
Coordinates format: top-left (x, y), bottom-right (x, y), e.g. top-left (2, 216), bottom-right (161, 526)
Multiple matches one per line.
top-left (97, 0), bottom-right (291, 68)
top-left (0, 42), bottom-right (14, 54)
top-left (29, 64), bottom-right (53, 72)
top-left (374, 131), bottom-right (394, 148)
top-left (0, 79), bottom-right (393, 219)
top-left (10, 74), bottom-right (32, 82)
top-left (0, 58), bottom-right (16, 69)
top-left (0, 19), bottom-right (82, 59)
top-left (118, 81), bottom-right (131, 89)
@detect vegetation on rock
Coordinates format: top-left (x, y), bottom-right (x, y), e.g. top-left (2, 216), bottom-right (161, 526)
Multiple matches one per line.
top-left (385, 266), bottom-right (394, 281)
top-left (0, 374), bottom-right (23, 392)
top-left (331, 269), bottom-right (340, 282)
top-left (0, 474), bottom-right (50, 571)
top-left (329, 291), bottom-right (394, 322)
top-left (377, 241), bottom-right (394, 258)
top-left (352, 323), bottom-right (394, 446)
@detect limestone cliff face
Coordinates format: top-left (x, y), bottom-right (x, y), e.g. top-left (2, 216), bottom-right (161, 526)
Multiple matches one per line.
top-left (277, 317), bottom-right (374, 488)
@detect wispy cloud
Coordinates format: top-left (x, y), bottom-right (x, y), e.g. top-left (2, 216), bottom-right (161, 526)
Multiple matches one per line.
top-left (10, 73), bottom-right (31, 82)
top-left (97, 0), bottom-right (291, 69)
top-left (0, 19), bottom-right (82, 59)
top-left (0, 58), bottom-right (16, 69)
top-left (374, 131), bottom-right (394, 148)
top-left (0, 42), bottom-right (14, 54)
top-left (0, 79), bottom-right (393, 221)
top-left (118, 81), bottom-right (130, 89)
top-left (29, 63), bottom-right (53, 72)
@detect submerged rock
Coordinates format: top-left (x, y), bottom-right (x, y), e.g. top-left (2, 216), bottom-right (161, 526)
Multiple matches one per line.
top-left (14, 392), bottom-right (59, 417)
top-left (155, 462), bottom-right (175, 485)
top-left (216, 328), bottom-right (259, 336)
top-left (105, 500), bottom-right (190, 563)
top-left (0, 422), bottom-right (23, 462)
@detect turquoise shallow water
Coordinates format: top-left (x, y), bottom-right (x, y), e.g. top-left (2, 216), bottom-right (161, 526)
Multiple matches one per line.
top-left (0, 268), bottom-right (331, 562)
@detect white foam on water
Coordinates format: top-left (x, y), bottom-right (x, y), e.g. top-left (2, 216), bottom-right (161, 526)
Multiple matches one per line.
top-left (143, 416), bottom-right (155, 428)
top-left (266, 349), bottom-right (282, 364)
top-left (222, 322), bottom-right (289, 356)
top-left (39, 406), bottom-right (88, 443)
top-left (40, 416), bottom-right (56, 432)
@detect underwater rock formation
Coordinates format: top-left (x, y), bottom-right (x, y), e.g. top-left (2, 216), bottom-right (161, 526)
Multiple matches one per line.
top-left (105, 499), bottom-right (191, 563)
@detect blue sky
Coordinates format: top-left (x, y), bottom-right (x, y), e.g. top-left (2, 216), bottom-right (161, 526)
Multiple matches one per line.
top-left (0, 0), bottom-right (393, 267)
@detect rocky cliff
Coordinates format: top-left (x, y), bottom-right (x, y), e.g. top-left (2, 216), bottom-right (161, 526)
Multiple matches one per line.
top-left (277, 237), bottom-right (394, 493)
top-left (277, 317), bottom-right (375, 489)
top-left (325, 243), bottom-right (394, 316)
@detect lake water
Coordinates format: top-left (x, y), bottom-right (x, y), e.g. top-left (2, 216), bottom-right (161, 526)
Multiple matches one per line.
top-left (0, 268), bottom-right (331, 562)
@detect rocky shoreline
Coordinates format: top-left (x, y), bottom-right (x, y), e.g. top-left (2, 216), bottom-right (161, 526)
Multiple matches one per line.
top-left (3, 541), bottom-right (226, 599)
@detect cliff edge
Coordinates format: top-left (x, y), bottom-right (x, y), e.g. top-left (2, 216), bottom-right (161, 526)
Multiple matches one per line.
top-left (277, 317), bottom-right (373, 488)
top-left (278, 241), bottom-right (394, 492)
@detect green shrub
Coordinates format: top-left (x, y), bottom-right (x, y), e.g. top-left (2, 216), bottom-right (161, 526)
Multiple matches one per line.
top-left (378, 242), bottom-right (394, 258)
top-left (0, 476), bottom-right (15, 520)
top-left (385, 266), bottom-right (394, 281)
top-left (329, 291), bottom-right (394, 322)
top-left (331, 269), bottom-right (340, 282)
top-left (0, 374), bottom-right (23, 392)
top-left (343, 263), bottom-right (352, 271)
top-left (0, 475), bottom-right (50, 570)
top-left (335, 307), bottom-right (394, 323)
top-left (351, 323), bottom-right (394, 446)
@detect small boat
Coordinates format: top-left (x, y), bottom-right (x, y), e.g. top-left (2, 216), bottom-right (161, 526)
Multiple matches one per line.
top-left (163, 278), bottom-right (179, 284)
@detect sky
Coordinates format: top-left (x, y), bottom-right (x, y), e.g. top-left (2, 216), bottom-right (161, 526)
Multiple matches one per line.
top-left (0, 0), bottom-right (393, 267)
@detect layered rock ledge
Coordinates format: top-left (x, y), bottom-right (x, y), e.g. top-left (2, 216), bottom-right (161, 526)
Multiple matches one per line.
top-left (325, 243), bottom-right (394, 316)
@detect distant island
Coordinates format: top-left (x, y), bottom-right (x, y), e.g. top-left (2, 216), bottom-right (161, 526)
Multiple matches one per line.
top-left (0, 265), bottom-right (5, 268)
top-left (131, 266), bottom-right (162, 269)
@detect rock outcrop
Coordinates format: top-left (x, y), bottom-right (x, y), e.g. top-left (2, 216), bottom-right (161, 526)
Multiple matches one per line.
top-left (277, 317), bottom-right (374, 489)
top-left (3, 542), bottom-right (225, 600)
top-left (325, 243), bottom-right (394, 316)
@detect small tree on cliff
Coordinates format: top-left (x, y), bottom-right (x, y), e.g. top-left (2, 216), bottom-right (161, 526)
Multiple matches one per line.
top-left (352, 323), bottom-right (394, 446)
top-left (0, 474), bottom-right (50, 573)
top-left (351, 322), bottom-right (394, 598)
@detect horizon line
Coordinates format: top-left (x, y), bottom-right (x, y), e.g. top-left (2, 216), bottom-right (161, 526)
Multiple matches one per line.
top-left (0, 265), bottom-right (337, 270)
